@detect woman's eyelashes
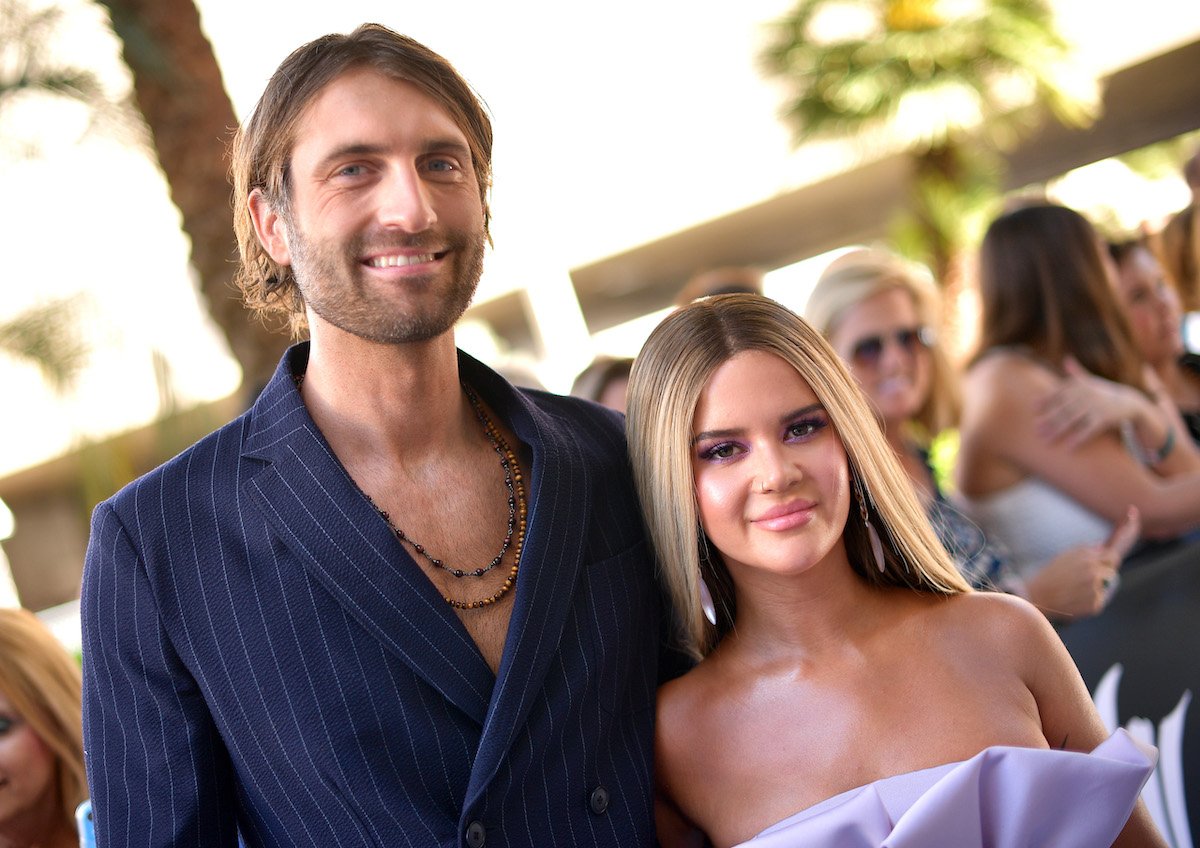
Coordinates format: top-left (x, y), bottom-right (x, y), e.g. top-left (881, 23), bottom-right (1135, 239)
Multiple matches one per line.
top-left (696, 415), bottom-right (829, 462)
top-left (697, 441), bottom-right (745, 462)
top-left (785, 415), bottom-right (828, 441)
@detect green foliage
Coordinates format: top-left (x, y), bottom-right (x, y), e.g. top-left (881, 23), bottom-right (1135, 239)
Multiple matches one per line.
top-left (0, 297), bottom-right (88, 391)
top-left (760, 0), bottom-right (1093, 151)
top-left (0, 0), bottom-right (138, 157)
top-left (1116, 129), bottom-right (1200, 182)
top-left (891, 143), bottom-right (1004, 271)
top-left (927, 426), bottom-right (960, 496)
top-left (759, 0), bottom-right (1097, 288)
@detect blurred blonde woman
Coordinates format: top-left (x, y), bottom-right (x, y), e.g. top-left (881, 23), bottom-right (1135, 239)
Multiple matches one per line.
top-left (0, 608), bottom-right (86, 848)
top-left (807, 247), bottom-right (1138, 620)
top-left (626, 293), bottom-right (1160, 848)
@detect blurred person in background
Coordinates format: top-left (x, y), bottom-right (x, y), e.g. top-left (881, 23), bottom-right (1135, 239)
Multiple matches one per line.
top-left (957, 203), bottom-right (1200, 585)
top-left (808, 246), bottom-right (1137, 620)
top-left (1185, 146), bottom-right (1200, 206)
top-left (1110, 237), bottom-right (1200, 443)
top-left (0, 608), bottom-right (85, 848)
top-left (1156, 204), bottom-right (1199, 313)
top-left (674, 266), bottom-right (764, 305)
top-left (570, 356), bottom-right (634, 414)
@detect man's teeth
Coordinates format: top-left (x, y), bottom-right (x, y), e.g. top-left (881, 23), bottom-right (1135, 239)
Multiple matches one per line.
top-left (368, 253), bottom-right (436, 268)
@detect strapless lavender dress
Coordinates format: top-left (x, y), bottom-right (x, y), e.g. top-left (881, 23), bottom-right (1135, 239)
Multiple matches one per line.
top-left (737, 730), bottom-right (1155, 847)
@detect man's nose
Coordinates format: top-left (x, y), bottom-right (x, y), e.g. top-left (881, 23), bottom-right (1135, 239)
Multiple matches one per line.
top-left (376, 165), bottom-right (437, 232)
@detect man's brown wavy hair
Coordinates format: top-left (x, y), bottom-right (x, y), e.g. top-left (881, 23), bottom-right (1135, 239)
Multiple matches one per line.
top-left (230, 23), bottom-right (493, 336)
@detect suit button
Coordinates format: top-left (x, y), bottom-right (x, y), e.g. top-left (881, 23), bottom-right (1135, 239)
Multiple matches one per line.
top-left (589, 785), bottom-right (610, 815)
top-left (465, 820), bottom-right (486, 848)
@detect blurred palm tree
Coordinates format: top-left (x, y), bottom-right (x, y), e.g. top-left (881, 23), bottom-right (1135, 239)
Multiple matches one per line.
top-left (0, 297), bottom-right (87, 392)
top-left (98, 0), bottom-right (288, 396)
top-left (0, 0), bottom-right (134, 157)
top-left (760, 0), bottom-right (1099, 291)
top-left (1, 0), bottom-right (117, 390)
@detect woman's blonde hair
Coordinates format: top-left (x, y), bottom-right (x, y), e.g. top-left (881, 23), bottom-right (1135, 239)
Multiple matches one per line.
top-left (805, 247), bottom-right (960, 436)
top-left (626, 294), bottom-right (969, 661)
top-left (0, 608), bottom-right (86, 825)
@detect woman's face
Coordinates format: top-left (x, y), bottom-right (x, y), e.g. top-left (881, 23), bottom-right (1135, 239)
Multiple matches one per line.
top-left (828, 287), bottom-right (932, 429)
top-left (0, 687), bottom-right (58, 837)
top-left (691, 349), bottom-right (851, 582)
top-left (1114, 246), bottom-right (1184, 366)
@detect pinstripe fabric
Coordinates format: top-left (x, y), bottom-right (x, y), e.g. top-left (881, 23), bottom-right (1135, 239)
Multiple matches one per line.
top-left (81, 344), bottom-right (662, 847)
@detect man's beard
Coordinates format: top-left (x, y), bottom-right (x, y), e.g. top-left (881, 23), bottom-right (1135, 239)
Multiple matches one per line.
top-left (288, 223), bottom-right (485, 345)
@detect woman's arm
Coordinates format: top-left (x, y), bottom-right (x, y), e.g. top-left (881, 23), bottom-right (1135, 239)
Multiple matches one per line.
top-left (958, 353), bottom-right (1200, 538)
top-left (1035, 358), bottom-right (1200, 475)
top-left (1001, 596), bottom-right (1167, 848)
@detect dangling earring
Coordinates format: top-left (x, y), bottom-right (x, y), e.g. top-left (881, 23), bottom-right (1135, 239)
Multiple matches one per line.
top-left (855, 475), bottom-right (887, 574)
top-left (698, 576), bottom-right (717, 626)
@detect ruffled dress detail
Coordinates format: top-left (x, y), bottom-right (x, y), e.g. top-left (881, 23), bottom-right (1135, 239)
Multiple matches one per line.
top-left (736, 730), bottom-right (1155, 848)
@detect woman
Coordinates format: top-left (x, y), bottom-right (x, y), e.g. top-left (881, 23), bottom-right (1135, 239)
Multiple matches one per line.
top-left (957, 203), bottom-right (1200, 575)
top-left (1156, 203), bottom-right (1198, 312)
top-left (1110, 237), bottom-right (1200, 443)
top-left (0, 608), bottom-right (86, 848)
top-left (626, 294), bottom-right (1159, 847)
top-left (807, 247), bottom-right (1137, 619)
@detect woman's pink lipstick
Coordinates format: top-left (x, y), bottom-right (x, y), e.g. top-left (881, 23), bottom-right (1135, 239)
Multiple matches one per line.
top-left (753, 500), bottom-right (817, 531)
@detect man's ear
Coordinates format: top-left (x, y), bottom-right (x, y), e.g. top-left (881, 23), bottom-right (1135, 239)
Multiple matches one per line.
top-left (248, 188), bottom-right (292, 265)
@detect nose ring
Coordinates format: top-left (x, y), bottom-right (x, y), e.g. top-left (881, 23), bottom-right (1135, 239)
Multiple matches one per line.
top-left (757, 479), bottom-right (769, 494)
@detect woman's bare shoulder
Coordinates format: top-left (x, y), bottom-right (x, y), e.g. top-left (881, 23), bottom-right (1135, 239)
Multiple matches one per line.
top-left (964, 349), bottom-right (1059, 400)
top-left (928, 591), bottom-right (1054, 660)
top-left (658, 652), bottom-right (732, 724)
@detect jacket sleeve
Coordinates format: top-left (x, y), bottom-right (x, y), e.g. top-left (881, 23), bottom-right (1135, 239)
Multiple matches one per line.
top-left (82, 501), bottom-right (240, 846)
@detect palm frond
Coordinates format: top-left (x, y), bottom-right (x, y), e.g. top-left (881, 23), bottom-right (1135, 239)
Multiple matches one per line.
top-left (759, 0), bottom-right (1095, 146)
top-left (0, 296), bottom-right (89, 392)
top-left (0, 0), bottom-right (141, 155)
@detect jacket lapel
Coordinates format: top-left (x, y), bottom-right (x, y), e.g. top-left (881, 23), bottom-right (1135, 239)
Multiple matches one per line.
top-left (240, 345), bottom-right (495, 724)
top-left (460, 356), bottom-right (593, 805)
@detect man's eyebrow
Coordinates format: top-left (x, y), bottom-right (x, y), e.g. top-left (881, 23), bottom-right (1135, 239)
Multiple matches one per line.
top-left (423, 138), bottom-right (473, 159)
top-left (310, 143), bottom-right (385, 175)
top-left (307, 139), bottom-right (473, 175)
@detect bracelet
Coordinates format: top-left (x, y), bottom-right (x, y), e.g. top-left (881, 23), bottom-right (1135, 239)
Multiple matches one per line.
top-left (1120, 420), bottom-right (1176, 466)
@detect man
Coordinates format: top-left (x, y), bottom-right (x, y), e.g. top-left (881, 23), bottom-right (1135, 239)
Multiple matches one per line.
top-left (82, 24), bottom-right (665, 846)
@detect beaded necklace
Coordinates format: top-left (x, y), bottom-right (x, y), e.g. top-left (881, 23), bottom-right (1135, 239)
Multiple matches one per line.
top-left (371, 385), bottom-right (527, 610)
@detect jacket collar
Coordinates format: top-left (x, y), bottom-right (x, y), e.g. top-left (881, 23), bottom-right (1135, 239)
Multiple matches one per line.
top-left (242, 344), bottom-right (594, 745)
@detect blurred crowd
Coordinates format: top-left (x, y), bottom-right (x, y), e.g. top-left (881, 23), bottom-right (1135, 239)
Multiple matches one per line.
top-left (576, 151), bottom-right (1200, 626)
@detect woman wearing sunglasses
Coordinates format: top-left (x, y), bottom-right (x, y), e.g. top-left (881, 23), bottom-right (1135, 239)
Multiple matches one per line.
top-left (807, 247), bottom-right (1137, 620)
top-left (957, 203), bottom-right (1200, 588)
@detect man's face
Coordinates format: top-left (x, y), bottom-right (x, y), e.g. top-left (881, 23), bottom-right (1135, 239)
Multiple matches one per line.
top-left (261, 67), bottom-right (486, 345)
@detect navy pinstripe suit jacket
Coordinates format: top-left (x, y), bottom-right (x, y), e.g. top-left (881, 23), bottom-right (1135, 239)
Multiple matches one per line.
top-left (82, 344), bottom-right (664, 847)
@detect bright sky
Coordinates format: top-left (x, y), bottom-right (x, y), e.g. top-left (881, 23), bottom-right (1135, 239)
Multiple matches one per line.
top-left (2, 0), bottom-right (1199, 479)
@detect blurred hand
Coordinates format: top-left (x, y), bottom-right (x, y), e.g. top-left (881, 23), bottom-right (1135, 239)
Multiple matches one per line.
top-left (1023, 506), bottom-right (1140, 621)
top-left (1035, 357), bottom-right (1146, 449)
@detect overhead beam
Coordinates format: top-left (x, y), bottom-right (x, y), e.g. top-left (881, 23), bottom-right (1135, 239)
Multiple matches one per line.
top-left (568, 38), bottom-right (1200, 334)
